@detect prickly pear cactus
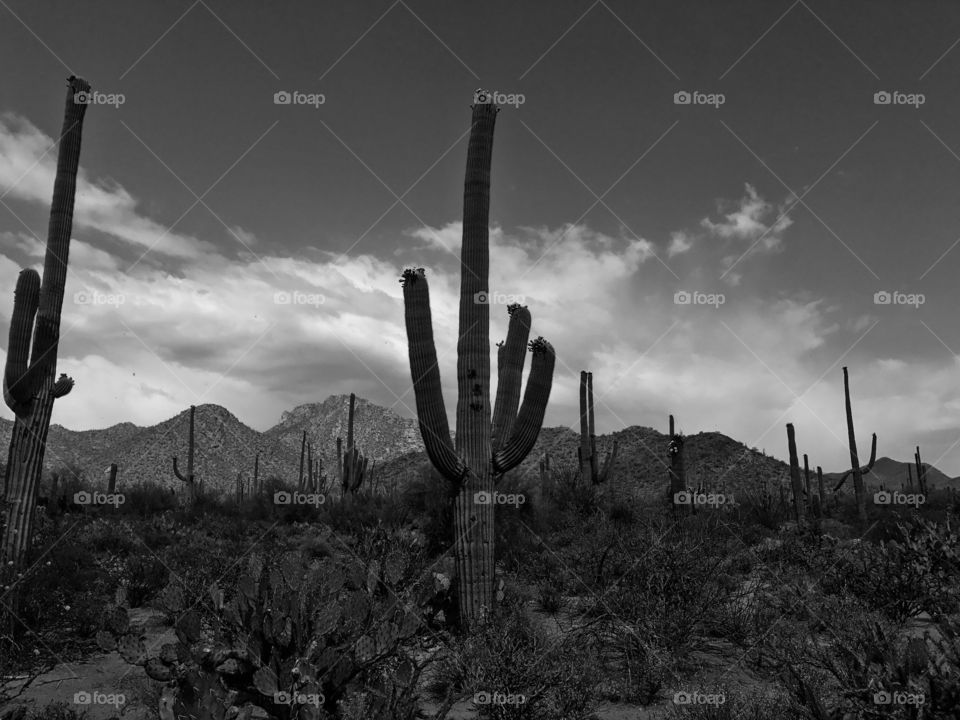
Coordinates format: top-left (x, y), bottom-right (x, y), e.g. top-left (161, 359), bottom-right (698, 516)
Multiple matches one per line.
top-left (98, 532), bottom-right (444, 718)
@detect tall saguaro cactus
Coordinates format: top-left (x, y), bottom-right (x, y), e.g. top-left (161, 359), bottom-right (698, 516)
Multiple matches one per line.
top-left (842, 366), bottom-right (869, 522)
top-left (172, 405), bottom-right (198, 503)
top-left (2, 77), bottom-right (88, 608)
top-left (577, 371), bottom-right (618, 485)
top-left (401, 95), bottom-right (555, 626)
top-left (786, 423), bottom-right (804, 523)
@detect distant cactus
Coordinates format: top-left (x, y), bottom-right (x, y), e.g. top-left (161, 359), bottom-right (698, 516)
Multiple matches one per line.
top-left (106, 463), bottom-right (118, 494)
top-left (786, 423), bottom-right (804, 523)
top-left (577, 371), bottom-right (618, 485)
top-left (172, 405), bottom-right (198, 503)
top-left (842, 366), bottom-right (874, 523)
top-left (915, 446), bottom-right (928, 495)
top-left (298, 429), bottom-right (307, 491)
top-left (341, 393), bottom-right (369, 494)
top-left (668, 415), bottom-right (687, 518)
top-left (401, 96), bottom-right (555, 626)
top-left (2, 77), bottom-right (89, 614)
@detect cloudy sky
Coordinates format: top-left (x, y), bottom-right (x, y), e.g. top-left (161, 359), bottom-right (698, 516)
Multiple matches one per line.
top-left (2, 0), bottom-right (960, 475)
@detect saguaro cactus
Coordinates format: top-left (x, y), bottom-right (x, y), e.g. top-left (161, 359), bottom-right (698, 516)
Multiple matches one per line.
top-left (915, 447), bottom-right (930, 494)
top-left (668, 415), bottom-right (687, 517)
top-left (2, 77), bottom-right (88, 608)
top-left (577, 372), bottom-right (618, 485)
top-left (172, 405), bottom-right (198, 502)
top-left (401, 95), bottom-right (555, 626)
top-left (842, 366), bottom-right (869, 523)
top-left (106, 463), bottom-right (118, 494)
top-left (817, 465), bottom-right (826, 518)
top-left (298, 430), bottom-right (307, 492)
top-left (341, 393), bottom-right (369, 494)
top-left (253, 450), bottom-right (260, 496)
top-left (786, 423), bottom-right (804, 523)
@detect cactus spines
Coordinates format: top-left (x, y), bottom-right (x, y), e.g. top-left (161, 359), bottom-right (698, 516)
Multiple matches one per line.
top-left (2, 77), bottom-right (89, 614)
top-left (786, 423), bottom-right (804, 523)
top-left (402, 96), bottom-right (555, 626)
top-left (172, 405), bottom-right (198, 502)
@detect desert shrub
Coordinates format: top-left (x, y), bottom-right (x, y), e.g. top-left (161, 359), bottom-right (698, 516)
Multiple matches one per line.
top-left (430, 597), bottom-right (601, 719)
top-left (119, 480), bottom-right (178, 516)
top-left (121, 554), bottom-right (170, 607)
top-left (818, 517), bottom-right (960, 623)
top-left (661, 688), bottom-right (804, 719)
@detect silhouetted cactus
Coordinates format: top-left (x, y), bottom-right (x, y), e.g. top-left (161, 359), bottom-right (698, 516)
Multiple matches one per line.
top-left (915, 446), bottom-right (929, 495)
top-left (341, 393), bottom-right (369, 494)
top-left (577, 371), bottom-right (618, 485)
top-left (1, 77), bottom-right (88, 612)
top-left (842, 366), bottom-right (872, 523)
top-left (401, 95), bottom-right (555, 626)
top-left (668, 415), bottom-right (687, 518)
top-left (298, 429), bottom-right (307, 491)
top-left (106, 463), bottom-right (118, 494)
top-left (786, 423), bottom-right (804, 523)
top-left (172, 405), bottom-right (198, 503)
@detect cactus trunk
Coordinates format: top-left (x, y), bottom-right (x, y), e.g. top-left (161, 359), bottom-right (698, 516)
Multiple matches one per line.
top-left (2, 77), bottom-right (88, 618)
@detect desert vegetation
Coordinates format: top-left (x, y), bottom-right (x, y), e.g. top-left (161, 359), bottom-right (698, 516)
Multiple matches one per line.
top-left (2, 78), bottom-right (960, 720)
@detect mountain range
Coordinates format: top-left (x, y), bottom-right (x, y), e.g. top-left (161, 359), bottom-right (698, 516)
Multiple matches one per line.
top-left (0, 395), bottom-right (954, 499)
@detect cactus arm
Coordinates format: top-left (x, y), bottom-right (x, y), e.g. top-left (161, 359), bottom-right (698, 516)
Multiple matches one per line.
top-left (492, 337), bottom-right (555, 474)
top-left (173, 456), bottom-right (187, 483)
top-left (491, 304), bottom-right (530, 453)
top-left (833, 432), bottom-right (879, 489)
top-left (3, 270), bottom-right (41, 413)
top-left (401, 268), bottom-right (466, 482)
top-left (51, 373), bottom-right (74, 398)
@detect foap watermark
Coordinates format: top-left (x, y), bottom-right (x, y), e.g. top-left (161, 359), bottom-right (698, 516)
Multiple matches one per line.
top-left (874, 491), bottom-right (925, 507)
top-left (473, 89), bottom-right (525, 108)
top-left (274, 491), bottom-right (326, 506)
top-left (74, 90), bottom-right (125, 108)
top-left (674, 90), bottom-right (725, 108)
top-left (74, 290), bottom-right (125, 307)
top-left (674, 290), bottom-right (725, 307)
top-left (874, 290), bottom-right (924, 308)
top-left (74, 691), bottom-right (125, 708)
top-left (474, 291), bottom-right (525, 305)
top-left (274, 691), bottom-right (325, 706)
top-left (874, 91), bottom-right (925, 108)
top-left (874, 690), bottom-right (925, 706)
top-left (74, 491), bottom-right (125, 507)
top-left (474, 691), bottom-right (527, 706)
top-left (673, 690), bottom-right (726, 705)
top-left (274, 90), bottom-right (325, 108)
top-left (274, 290), bottom-right (325, 307)
top-left (474, 491), bottom-right (525, 507)
top-left (674, 491), bottom-right (734, 507)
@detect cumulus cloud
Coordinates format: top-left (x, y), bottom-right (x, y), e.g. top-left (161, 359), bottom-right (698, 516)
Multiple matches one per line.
top-left (701, 183), bottom-right (795, 250)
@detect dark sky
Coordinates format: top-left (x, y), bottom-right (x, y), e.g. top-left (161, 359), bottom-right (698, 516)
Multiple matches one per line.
top-left (2, 0), bottom-right (960, 475)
